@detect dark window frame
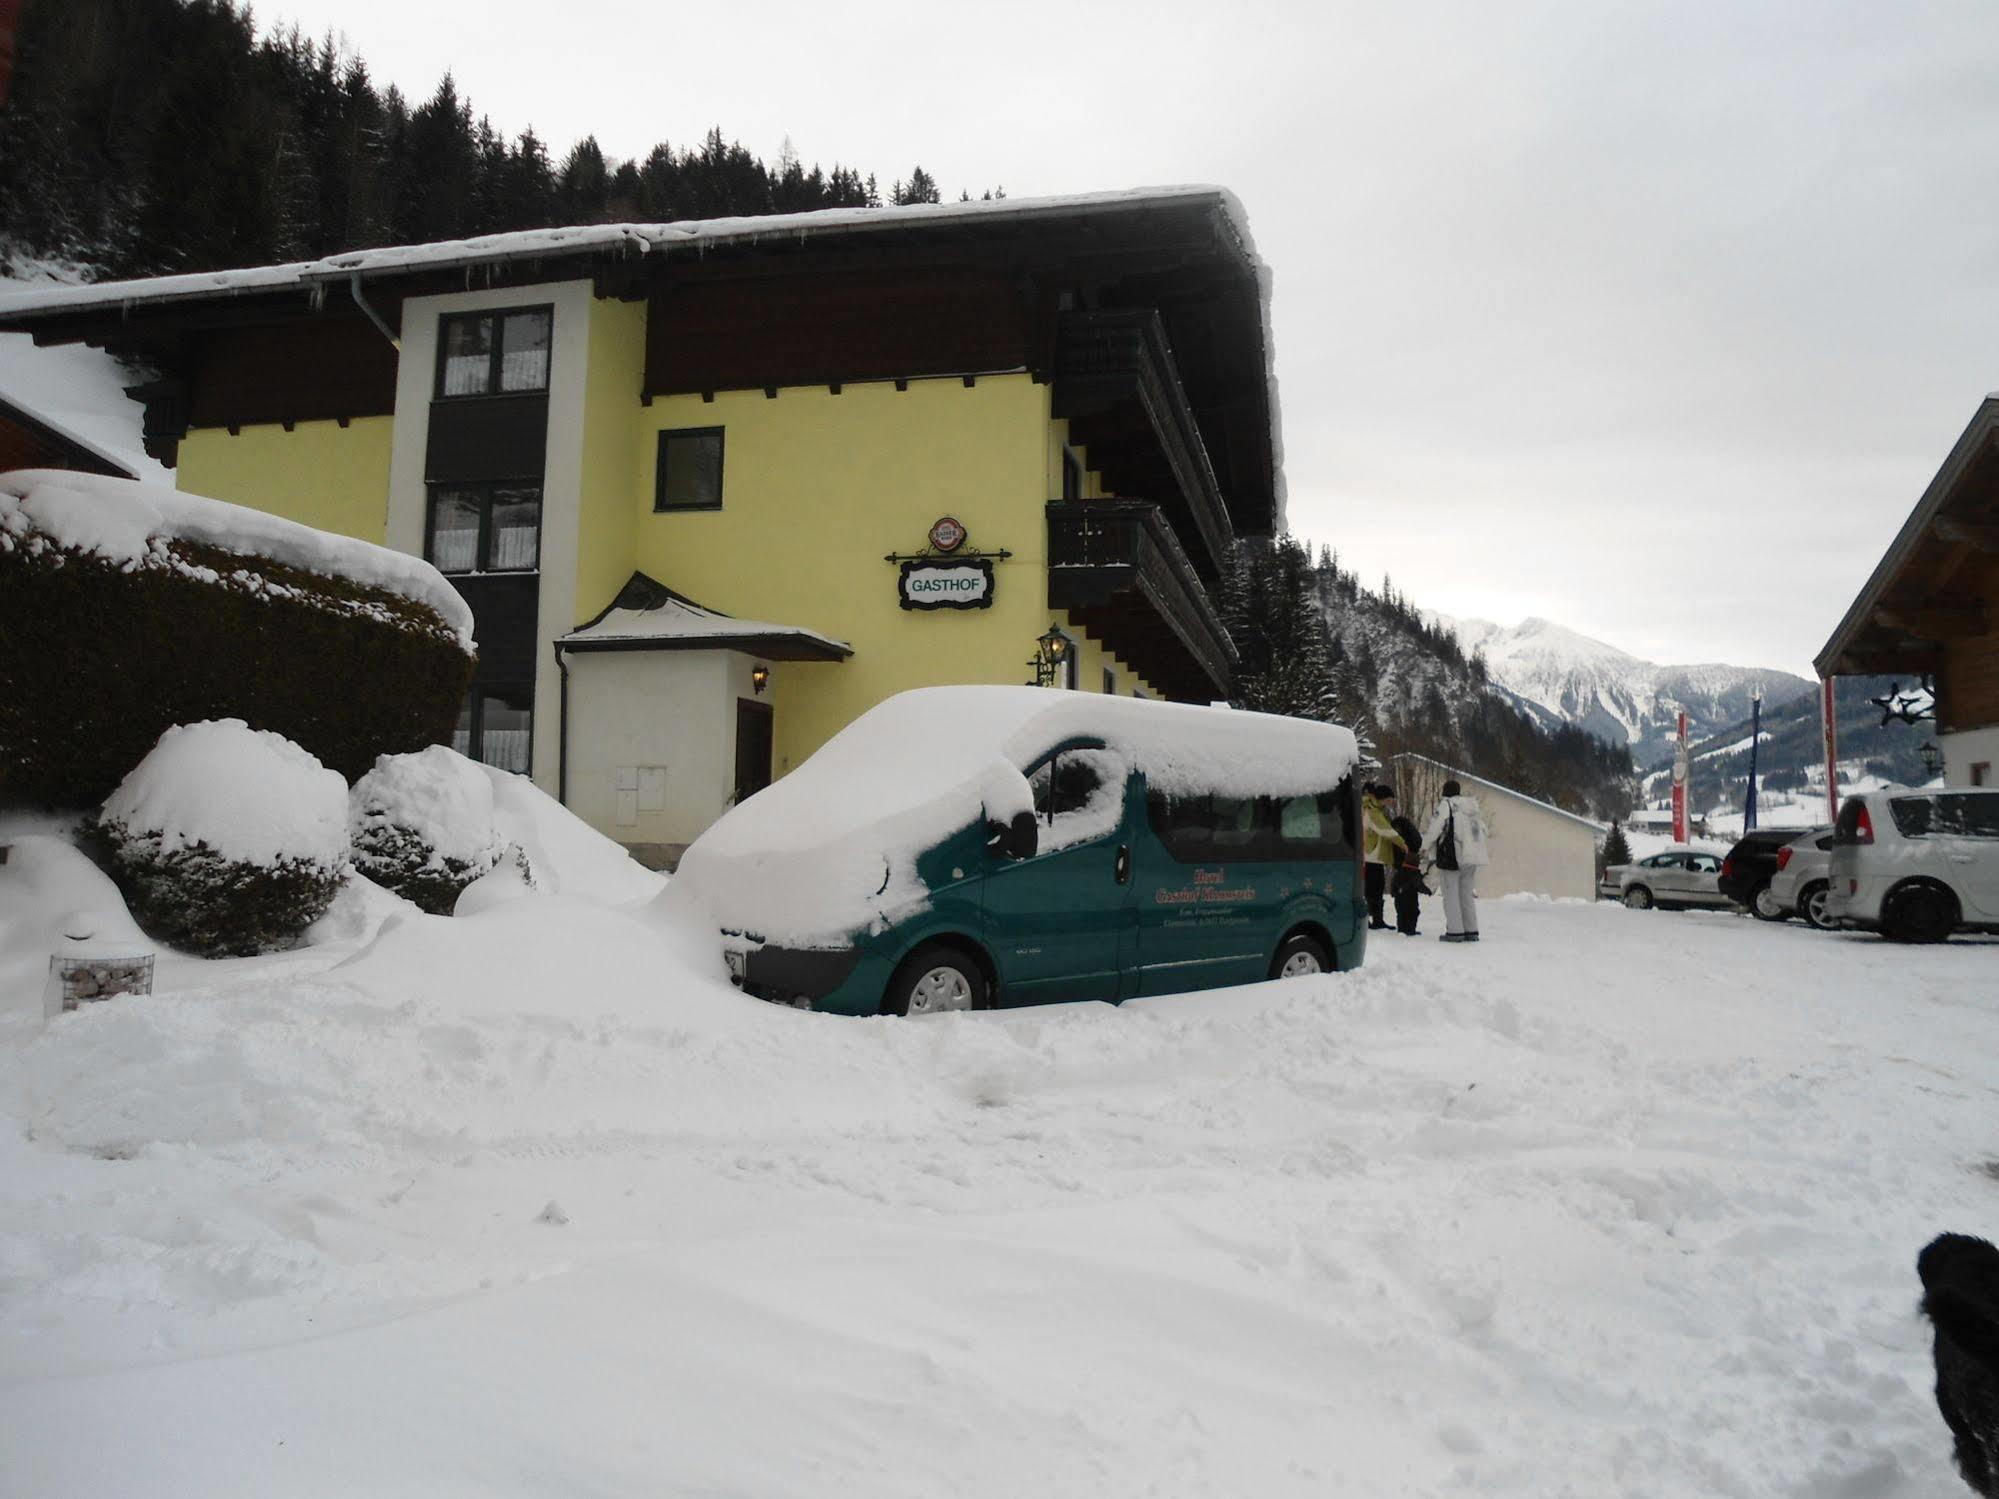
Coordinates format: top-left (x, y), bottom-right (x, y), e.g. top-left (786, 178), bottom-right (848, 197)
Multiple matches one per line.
top-left (434, 305), bottom-right (554, 400)
top-left (453, 682), bottom-right (536, 774)
top-left (654, 426), bottom-right (727, 512)
top-left (425, 480), bottom-right (543, 575)
top-left (1145, 776), bottom-right (1357, 865)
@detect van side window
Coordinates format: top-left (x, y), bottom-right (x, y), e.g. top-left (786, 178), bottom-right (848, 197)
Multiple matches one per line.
top-left (1023, 747), bottom-right (1126, 855)
top-left (1147, 780), bottom-right (1355, 864)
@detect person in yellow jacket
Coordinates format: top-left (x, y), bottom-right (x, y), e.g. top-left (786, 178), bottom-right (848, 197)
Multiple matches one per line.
top-left (1360, 782), bottom-right (1405, 931)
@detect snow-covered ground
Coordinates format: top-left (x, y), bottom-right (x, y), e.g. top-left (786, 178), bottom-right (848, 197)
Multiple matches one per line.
top-left (3, 868), bottom-right (1994, 1495)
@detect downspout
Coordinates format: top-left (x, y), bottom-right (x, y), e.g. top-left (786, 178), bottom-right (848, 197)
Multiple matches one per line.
top-left (555, 643), bottom-right (572, 808)
top-left (348, 272), bottom-right (400, 349)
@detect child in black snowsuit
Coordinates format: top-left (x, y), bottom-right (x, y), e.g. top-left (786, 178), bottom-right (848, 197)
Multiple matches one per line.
top-left (1389, 811), bottom-right (1427, 935)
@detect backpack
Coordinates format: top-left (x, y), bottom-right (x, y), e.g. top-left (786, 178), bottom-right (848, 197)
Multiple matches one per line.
top-left (1437, 810), bottom-right (1459, 871)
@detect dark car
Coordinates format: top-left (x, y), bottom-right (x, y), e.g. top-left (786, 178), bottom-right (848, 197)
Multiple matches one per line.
top-left (1718, 827), bottom-right (1824, 920)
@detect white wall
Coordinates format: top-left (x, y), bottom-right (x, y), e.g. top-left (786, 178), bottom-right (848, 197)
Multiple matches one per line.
top-left (564, 648), bottom-right (772, 860)
top-left (1395, 758), bottom-right (1598, 900)
top-left (1943, 724), bottom-right (1999, 787)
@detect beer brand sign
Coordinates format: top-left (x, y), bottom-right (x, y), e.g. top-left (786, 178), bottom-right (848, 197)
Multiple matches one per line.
top-left (899, 559), bottom-right (994, 611)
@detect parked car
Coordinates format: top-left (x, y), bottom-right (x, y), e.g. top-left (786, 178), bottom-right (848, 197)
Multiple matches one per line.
top-left (1720, 826), bottom-right (1831, 920)
top-left (1828, 789), bottom-right (1999, 942)
top-left (1619, 848), bottom-right (1731, 910)
top-left (671, 687), bottom-right (1366, 1015)
top-left (1767, 829), bottom-right (1837, 930)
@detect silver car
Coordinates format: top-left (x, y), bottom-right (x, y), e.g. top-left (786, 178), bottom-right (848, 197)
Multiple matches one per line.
top-left (1766, 830), bottom-right (1837, 930)
top-left (1620, 848), bottom-right (1731, 911)
top-left (1828, 789), bottom-right (1999, 941)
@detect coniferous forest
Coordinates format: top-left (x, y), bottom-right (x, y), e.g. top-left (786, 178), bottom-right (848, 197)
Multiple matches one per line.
top-left (0, 0), bottom-right (981, 277)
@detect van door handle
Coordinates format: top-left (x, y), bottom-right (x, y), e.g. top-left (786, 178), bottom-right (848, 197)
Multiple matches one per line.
top-left (1115, 845), bottom-right (1131, 885)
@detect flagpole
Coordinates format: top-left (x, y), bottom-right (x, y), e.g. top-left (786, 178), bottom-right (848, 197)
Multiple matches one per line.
top-left (1821, 677), bottom-right (1840, 824)
top-left (1744, 689), bottom-right (1761, 831)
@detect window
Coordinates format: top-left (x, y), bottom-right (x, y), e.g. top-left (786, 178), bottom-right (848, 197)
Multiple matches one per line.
top-left (452, 685), bottom-right (534, 773)
top-left (1146, 777), bottom-right (1356, 864)
top-left (436, 307), bottom-right (552, 398)
top-left (1889, 793), bottom-right (1999, 839)
top-left (1021, 747), bottom-right (1126, 855)
top-left (426, 484), bottom-right (541, 573)
top-left (1102, 667), bottom-right (1117, 695)
top-left (655, 428), bottom-right (725, 511)
top-left (1974, 762), bottom-right (1991, 788)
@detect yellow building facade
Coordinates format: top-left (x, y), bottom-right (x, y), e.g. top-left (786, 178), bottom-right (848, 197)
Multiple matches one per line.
top-left (4, 190), bottom-right (1278, 864)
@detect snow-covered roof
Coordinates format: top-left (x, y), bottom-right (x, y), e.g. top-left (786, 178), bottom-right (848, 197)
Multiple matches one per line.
top-left (0, 392), bottom-right (138, 479)
top-left (559, 572), bottom-right (851, 660)
top-left (0, 187), bottom-right (1254, 322)
top-left (667, 687), bottom-right (1359, 944)
top-left (0, 469), bottom-right (475, 647)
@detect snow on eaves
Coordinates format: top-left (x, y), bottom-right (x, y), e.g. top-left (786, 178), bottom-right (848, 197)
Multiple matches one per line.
top-left (0, 187), bottom-right (1253, 321)
top-left (560, 591), bottom-right (850, 656)
top-left (0, 468), bottom-right (475, 647)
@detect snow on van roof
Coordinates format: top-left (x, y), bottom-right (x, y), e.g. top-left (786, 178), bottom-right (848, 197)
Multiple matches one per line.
top-left (0, 469), bottom-right (475, 647)
top-left (663, 687), bottom-right (1357, 945)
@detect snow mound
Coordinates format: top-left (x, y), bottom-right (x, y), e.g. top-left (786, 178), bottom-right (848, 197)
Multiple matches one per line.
top-left (101, 720), bottom-right (348, 867)
top-left (670, 687), bottom-right (1357, 943)
top-left (351, 747), bottom-right (503, 874)
top-left (479, 765), bottom-right (665, 907)
top-left (0, 835), bottom-right (148, 1021)
top-left (0, 468), bottom-right (473, 647)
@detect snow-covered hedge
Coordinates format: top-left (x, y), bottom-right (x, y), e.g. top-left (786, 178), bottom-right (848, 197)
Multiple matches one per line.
top-left (91, 721), bottom-right (351, 956)
top-left (0, 469), bottom-right (475, 806)
top-left (349, 747), bottom-right (505, 914)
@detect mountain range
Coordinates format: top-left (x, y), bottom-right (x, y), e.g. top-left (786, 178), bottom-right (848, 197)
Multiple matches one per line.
top-left (1431, 615), bottom-right (1813, 769)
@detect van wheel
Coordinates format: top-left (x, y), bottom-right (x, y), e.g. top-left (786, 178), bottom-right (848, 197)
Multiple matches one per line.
top-left (1750, 884), bottom-right (1788, 921)
top-left (1881, 882), bottom-right (1958, 944)
top-left (1799, 881), bottom-right (1834, 931)
top-left (1270, 932), bottom-right (1332, 980)
top-left (1623, 886), bottom-right (1653, 910)
top-left (884, 943), bottom-right (987, 1016)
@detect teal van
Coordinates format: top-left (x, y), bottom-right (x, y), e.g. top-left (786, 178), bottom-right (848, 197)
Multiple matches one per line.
top-left (670, 687), bottom-right (1364, 1015)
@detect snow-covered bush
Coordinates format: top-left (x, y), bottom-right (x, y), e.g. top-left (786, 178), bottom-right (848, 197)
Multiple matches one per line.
top-left (349, 747), bottom-right (505, 914)
top-left (91, 720), bottom-right (351, 956)
top-left (0, 470), bottom-right (474, 806)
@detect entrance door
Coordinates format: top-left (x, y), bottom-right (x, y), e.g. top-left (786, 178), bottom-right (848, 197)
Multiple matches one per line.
top-left (734, 699), bottom-right (774, 803)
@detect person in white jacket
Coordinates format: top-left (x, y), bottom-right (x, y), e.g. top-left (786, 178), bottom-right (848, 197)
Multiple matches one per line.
top-left (1421, 780), bottom-right (1490, 942)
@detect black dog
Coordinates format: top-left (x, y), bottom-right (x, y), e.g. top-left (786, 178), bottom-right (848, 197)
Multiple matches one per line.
top-left (1919, 1233), bottom-right (1999, 1496)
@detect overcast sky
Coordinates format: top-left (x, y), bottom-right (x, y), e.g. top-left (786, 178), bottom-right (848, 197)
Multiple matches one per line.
top-left (260, 0), bottom-right (1999, 676)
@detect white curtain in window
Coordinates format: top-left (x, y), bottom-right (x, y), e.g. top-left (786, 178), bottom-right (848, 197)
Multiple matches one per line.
top-left (442, 354), bottom-right (488, 397)
top-left (489, 522), bottom-right (538, 570)
top-left (481, 728), bottom-right (532, 773)
top-left (500, 347), bottom-right (549, 390)
top-left (431, 527), bottom-right (479, 572)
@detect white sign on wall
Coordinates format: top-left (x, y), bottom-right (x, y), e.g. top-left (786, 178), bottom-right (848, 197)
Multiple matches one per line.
top-left (898, 560), bottom-right (995, 611)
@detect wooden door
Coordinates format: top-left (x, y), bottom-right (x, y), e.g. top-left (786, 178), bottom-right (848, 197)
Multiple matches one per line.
top-left (735, 699), bottom-right (774, 803)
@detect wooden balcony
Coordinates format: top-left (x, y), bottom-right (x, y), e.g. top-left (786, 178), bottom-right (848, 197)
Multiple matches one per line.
top-left (1053, 309), bottom-right (1235, 579)
top-left (1046, 501), bottom-right (1237, 701)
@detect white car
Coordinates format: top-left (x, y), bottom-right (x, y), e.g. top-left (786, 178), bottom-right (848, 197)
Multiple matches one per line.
top-left (1767, 830), bottom-right (1837, 930)
top-left (1827, 789), bottom-right (1999, 942)
top-left (1619, 848), bottom-right (1731, 911)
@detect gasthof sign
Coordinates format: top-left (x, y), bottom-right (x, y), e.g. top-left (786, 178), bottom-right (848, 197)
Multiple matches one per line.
top-left (898, 559), bottom-right (995, 610)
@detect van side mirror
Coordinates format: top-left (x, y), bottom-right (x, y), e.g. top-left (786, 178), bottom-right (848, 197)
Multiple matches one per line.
top-left (986, 809), bottom-right (1038, 860)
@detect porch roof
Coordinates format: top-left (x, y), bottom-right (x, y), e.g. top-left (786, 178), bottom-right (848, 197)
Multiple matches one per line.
top-left (558, 572), bottom-right (852, 661)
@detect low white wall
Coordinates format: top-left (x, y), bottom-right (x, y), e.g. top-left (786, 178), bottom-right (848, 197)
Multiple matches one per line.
top-left (564, 649), bottom-right (768, 860)
top-left (1943, 724), bottom-right (1999, 787)
top-left (1394, 758), bottom-right (1598, 900)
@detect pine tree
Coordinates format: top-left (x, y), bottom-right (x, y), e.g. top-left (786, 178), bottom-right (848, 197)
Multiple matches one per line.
top-left (1602, 820), bottom-right (1632, 869)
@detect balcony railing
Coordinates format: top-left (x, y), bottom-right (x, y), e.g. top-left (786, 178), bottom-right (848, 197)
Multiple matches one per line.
top-left (1046, 500), bottom-right (1237, 699)
top-left (1054, 309), bottom-right (1235, 577)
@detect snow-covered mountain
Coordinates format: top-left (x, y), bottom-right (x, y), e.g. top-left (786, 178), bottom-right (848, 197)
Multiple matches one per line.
top-left (1433, 615), bottom-right (1812, 768)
